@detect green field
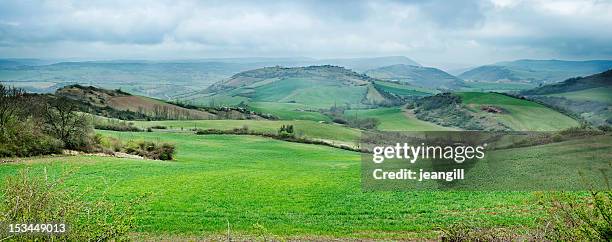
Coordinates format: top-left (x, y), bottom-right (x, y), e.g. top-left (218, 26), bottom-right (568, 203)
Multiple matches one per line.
top-left (547, 87), bottom-right (612, 104)
top-left (460, 81), bottom-right (537, 92)
top-left (345, 107), bottom-right (453, 131)
top-left (249, 102), bottom-right (331, 121)
top-left (201, 76), bottom-right (371, 110)
top-left (372, 81), bottom-right (433, 97)
top-left (457, 92), bottom-right (579, 131)
top-left (132, 119), bottom-right (360, 144)
top-left (0, 130), bottom-right (545, 239)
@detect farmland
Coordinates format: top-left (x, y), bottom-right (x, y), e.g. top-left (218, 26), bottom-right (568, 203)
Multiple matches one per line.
top-left (0, 130), bottom-right (549, 239)
top-left (457, 92), bottom-right (579, 131)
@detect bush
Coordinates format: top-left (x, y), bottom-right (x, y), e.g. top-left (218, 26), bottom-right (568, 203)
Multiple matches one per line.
top-left (96, 134), bottom-right (124, 153)
top-left (0, 119), bottom-right (63, 157)
top-left (347, 117), bottom-right (380, 130)
top-left (598, 125), bottom-right (612, 132)
top-left (278, 125), bottom-right (294, 137)
top-left (149, 125), bottom-right (167, 129)
top-left (332, 118), bottom-right (348, 124)
top-left (125, 140), bottom-right (175, 160)
top-left (0, 168), bottom-right (139, 241)
top-left (538, 191), bottom-right (612, 241)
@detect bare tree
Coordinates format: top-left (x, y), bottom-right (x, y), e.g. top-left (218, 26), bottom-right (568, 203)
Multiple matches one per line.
top-left (0, 84), bottom-right (27, 130)
top-left (42, 97), bottom-right (91, 148)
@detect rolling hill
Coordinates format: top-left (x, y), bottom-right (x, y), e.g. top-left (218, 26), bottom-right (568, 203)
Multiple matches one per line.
top-left (201, 65), bottom-right (395, 111)
top-left (459, 59), bottom-right (612, 84)
top-left (457, 92), bottom-right (579, 131)
top-left (0, 56), bottom-right (420, 99)
top-left (315, 56), bottom-right (420, 72)
top-left (365, 64), bottom-right (466, 90)
top-left (56, 85), bottom-right (215, 120)
top-left (411, 92), bottom-right (579, 131)
top-left (520, 69), bottom-right (612, 125)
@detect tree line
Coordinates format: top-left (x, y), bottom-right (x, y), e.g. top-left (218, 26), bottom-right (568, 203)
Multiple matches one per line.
top-left (0, 84), bottom-right (93, 157)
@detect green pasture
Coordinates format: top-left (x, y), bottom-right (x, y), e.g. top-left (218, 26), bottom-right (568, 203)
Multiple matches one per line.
top-left (457, 92), bottom-right (579, 131)
top-left (0, 131), bottom-right (547, 239)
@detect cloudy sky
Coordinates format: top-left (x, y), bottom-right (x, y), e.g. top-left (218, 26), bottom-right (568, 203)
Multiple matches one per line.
top-left (1, 0), bottom-right (611, 69)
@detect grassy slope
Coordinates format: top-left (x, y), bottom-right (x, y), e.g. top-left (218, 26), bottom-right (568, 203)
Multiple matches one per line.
top-left (0, 131), bottom-right (541, 239)
top-left (457, 92), bottom-right (579, 131)
top-left (373, 81), bottom-right (433, 97)
top-left (249, 77), bottom-right (367, 108)
top-left (345, 107), bottom-right (452, 131)
top-left (249, 102), bottom-right (331, 121)
top-left (547, 87), bottom-right (612, 104)
top-left (460, 81), bottom-right (537, 92)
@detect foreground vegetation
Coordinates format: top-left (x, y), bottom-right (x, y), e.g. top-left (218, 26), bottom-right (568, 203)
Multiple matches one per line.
top-left (0, 131), bottom-right (544, 239)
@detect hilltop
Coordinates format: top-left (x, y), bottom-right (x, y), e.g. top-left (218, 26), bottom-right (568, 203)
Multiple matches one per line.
top-left (365, 64), bottom-right (465, 90)
top-left (314, 56), bottom-right (420, 72)
top-left (202, 65), bottom-right (397, 111)
top-left (520, 70), bottom-right (612, 125)
top-left (459, 59), bottom-right (612, 84)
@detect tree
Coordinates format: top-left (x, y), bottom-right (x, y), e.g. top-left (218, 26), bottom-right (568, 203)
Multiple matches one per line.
top-left (0, 84), bottom-right (26, 130)
top-left (42, 97), bottom-right (92, 149)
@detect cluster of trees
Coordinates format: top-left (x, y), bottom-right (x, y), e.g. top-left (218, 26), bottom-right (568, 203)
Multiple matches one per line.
top-left (321, 106), bottom-right (381, 130)
top-left (139, 104), bottom-right (198, 120)
top-left (0, 84), bottom-right (94, 157)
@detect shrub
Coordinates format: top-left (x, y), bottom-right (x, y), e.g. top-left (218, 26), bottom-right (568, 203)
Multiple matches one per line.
top-left (96, 134), bottom-right (124, 153)
top-left (347, 117), bottom-right (380, 130)
top-left (149, 125), bottom-right (167, 129)
top-left (332, 118), bottom-right (348, 124)
top-left (0, 119), bottom-right (63, 157)
top-left (538, 191), bottom-right (612, 241)
top-left (125, 140), bottom-right (175, 160)
top-left (598, 125), bottom-right (612, 132)
top-left (0, 168), bottom-right (139, 241)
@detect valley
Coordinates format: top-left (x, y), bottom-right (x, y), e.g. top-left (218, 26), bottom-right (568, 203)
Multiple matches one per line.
top-left (1, 56), bottom-right (610, 240)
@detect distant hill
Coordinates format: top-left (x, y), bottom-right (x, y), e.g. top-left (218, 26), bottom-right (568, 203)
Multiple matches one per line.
top-left (56, 85), bottom-right (215, 120)
top-left (520, 70), bottom-right (612, 125)
top-left (459, 59), bottom-right (612, 84)
top-left (315, 56), bottom-right (420, 72)
top-left (0, 56), bottom-right (419, 99)
top-left (203, 65), bottom-right (397, 109)
top-left (365, 64), bottom-right (466, 90)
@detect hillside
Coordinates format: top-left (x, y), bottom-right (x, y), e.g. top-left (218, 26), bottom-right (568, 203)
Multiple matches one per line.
top-left (459, 59), bottom-right (612, 84)
top-left (520, 70), bottom-right (612, 125)
top-left (202, 65), bottom-right (396, 111)
top-left (56, 85), bottom-right (215, 120)
top-left (365, 64), bottom-right (466, 90)
top-left (0, 56), bottom-right (419, 98)
top-left (411, 92), bottom-right (578, 131)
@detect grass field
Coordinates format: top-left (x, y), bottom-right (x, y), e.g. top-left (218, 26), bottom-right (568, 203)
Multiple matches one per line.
top-left (0, 130), bottom-right (545, 239)
top-left (132, 119), bottom-right (360, 144)
top-left (372, 81), bottom-right (433, 97)
top-left (457, 92), bottom-right (579, 131)
top-left (459, 81), bottom-right (537, 92)
top-left (547, 87), bottom-right (612, 104)
top-left (344, 107), bottom-right (453, 131)
top-left (199, 76), bottom-right (371, 110)
top-left (249, 102), bottom-right (331, 121)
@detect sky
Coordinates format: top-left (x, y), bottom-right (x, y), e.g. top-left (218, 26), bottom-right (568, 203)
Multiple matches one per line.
top-left (1, 0), bottom-right (611, 70)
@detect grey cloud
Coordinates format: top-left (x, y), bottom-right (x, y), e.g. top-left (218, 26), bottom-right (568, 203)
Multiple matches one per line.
top-left (0, 0), bottom-right (611, 68)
